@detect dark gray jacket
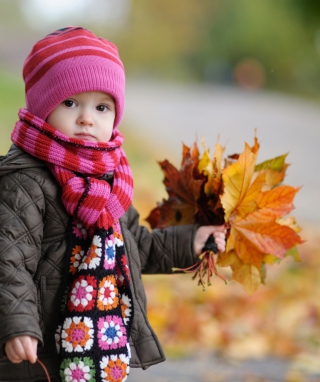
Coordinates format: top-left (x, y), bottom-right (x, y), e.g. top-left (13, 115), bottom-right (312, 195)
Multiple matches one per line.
top-left (0, 145), bottom-right (198, 381)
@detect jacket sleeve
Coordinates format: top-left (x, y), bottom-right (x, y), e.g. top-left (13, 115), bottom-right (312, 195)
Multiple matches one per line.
top-left (0, 170), bottom-right (45, 349)
top-left (125, 205), bottom-right (199, 274)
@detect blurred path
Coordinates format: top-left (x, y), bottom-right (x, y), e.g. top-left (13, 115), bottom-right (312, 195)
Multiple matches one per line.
top-left (130, 356), bottom-right (287, 382)
top-left (124, 80), bottom-right (320, 226)
top-left (129, 354), bottom-right (319, 382)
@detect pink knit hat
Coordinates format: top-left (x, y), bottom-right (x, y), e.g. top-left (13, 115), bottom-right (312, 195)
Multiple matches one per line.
top-left (23, 26), bottom-right (125, 128)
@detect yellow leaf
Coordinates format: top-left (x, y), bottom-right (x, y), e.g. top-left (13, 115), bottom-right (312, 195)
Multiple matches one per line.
top-left (198, 149), bottom-right (213, 178)
top-left (213, 143), bottom-right (224, 177)
top-left (221, 142), bottom-right (259, 221)
top-left (217, 250), bottom-right (242, 268)
top-left (236, 170), bottom-right (266, 218)
top-left (263, 253), bottom-right (280, 264)
top-left (232, 263), bottom-right (261, 295)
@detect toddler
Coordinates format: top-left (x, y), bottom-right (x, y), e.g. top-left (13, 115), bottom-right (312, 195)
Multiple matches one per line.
top-left (0, 26), bottom-right (226, 382)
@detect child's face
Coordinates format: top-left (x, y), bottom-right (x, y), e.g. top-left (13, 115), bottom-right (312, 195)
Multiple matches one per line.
top-left (46, 91), bottom-right (116, 142)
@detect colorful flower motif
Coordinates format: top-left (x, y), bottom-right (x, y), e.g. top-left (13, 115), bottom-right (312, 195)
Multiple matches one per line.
top-left (114, 237), bottom-right (124, 247)
top-left (60, 357), bottom-right (95, 382)
top-left (97, 276), bottom-right (119, 311)
top-left (70, 245), bottom-right (85, 275)
top-left (115, 264), bottom-right (126, 288)
top-left (100, 354), bottom-right (130, 382)
top-left (104, 239), bottom-right (116, 270)
top-left (121, 255), bottom-right (130, 281)
top-left (97, 316), bottom-right (127, 350)
top-left (120, 294), bottom-right (132, 325)
top-left (61, 317), bottom-right (94, 353)
top-left (67, 276), bottom-right (97, 312)
top-left (73, 221), bottom-right (87, 240)
top-left (112, 223), bottom-right (123, 242)
top-left (115, 264), bottom-right (125, 288)
top-left (79, 236), bottom-right (102, 271)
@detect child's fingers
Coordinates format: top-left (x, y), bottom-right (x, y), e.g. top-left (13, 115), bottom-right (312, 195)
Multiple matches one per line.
top-left (25, 337), bottom-right (38, 364)
top-left (213, 231), bottom-right (227, 252)
top-left (210, 224), bottom-right (227, 233)
top-left (5, 336), bottom-right (38, 364)
top-left (194, 225), bottom-right (228, 255)
top-left (213, 231), bottom-right (226, 240)
top-left (5, 339), bottom-right (25, 363)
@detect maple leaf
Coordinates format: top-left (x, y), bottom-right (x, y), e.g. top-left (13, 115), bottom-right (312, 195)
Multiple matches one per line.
top-left (146, 136), bottom-right (304, 294)
top-left (198, 143), bottom-right (224, 197)
top-left (146, 150), bottom-right (205, 228)
top-left (256, 185), bottom-right (301, 217)
top-left (217, 250), bottom-right (260, 295)
top-left (255, 153), bottom-right (289, 188)
top-left (219, 141), bottom-right (303, 292)
top-left (221, 141), bottom-right (260, 221)
top-left (227, 212), bottom-right (303, 268)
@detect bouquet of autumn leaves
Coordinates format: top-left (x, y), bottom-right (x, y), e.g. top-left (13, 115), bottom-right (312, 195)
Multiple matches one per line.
top-left (146, 137), bottom-right (304, 294)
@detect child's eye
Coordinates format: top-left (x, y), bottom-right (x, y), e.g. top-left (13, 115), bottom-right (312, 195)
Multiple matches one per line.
top-left (96, 104), bottom-right (108, 112)
top-left (62, 100), bottom-right (76, 108)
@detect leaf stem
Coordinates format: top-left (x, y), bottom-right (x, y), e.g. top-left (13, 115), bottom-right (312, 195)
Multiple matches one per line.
top-left (172, 250), bottom-right (228, 290)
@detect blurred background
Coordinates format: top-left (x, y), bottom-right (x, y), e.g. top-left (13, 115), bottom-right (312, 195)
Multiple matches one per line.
top-left (0, 1), bottom-right (320, 381)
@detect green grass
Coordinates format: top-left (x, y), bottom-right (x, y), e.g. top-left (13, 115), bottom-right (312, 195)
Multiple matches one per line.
top-left (0, 70), bottom-right (24, 154)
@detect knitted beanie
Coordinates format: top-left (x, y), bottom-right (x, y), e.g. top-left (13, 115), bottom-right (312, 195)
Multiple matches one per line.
top-left (23, 26), bottom-right (125, 128)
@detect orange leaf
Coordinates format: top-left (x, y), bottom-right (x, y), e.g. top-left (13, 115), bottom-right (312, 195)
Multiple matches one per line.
top-left (226, 224), bottom-right (266, 268)
top-left (182, 142), bottom-right (200, 166)
top-left (256, 185), bottom-right (301, 218)
top-left (251, 136), bottom-right (260, 155)
top-left (230, 211), bottom-right (304, 266)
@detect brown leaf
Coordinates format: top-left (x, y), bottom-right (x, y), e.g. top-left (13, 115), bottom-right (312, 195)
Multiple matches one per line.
top-left (146, 148), bottom-right (205, 228)
top-left (146, 199), bottom-right (197, 228)
top-left (147, 136), bottom-right (303, 293)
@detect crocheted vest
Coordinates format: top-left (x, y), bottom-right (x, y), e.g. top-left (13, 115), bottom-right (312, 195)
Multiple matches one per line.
top-left (56, 219), bottom-right (133, 382)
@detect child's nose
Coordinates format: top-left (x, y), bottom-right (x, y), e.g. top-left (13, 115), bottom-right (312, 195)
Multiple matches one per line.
top-left (77, 109), bottom-right (94, 126)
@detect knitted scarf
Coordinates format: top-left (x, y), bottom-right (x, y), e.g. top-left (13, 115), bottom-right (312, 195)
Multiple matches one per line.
top-left (12, 109), bottom-right (134, 382)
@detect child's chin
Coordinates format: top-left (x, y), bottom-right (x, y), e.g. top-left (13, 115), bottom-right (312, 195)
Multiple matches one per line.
top-left (74, 134), bottom-right (98, 142)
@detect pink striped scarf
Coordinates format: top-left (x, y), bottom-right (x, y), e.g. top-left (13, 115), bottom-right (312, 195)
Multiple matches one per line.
top-left (11, 108), bottom-right (133, 231)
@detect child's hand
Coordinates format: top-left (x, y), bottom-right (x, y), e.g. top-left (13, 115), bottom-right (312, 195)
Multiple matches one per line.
top-left (5, 336), bottom-right (38, 364)
top-left (194, 225), bottom-right (227, 256)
